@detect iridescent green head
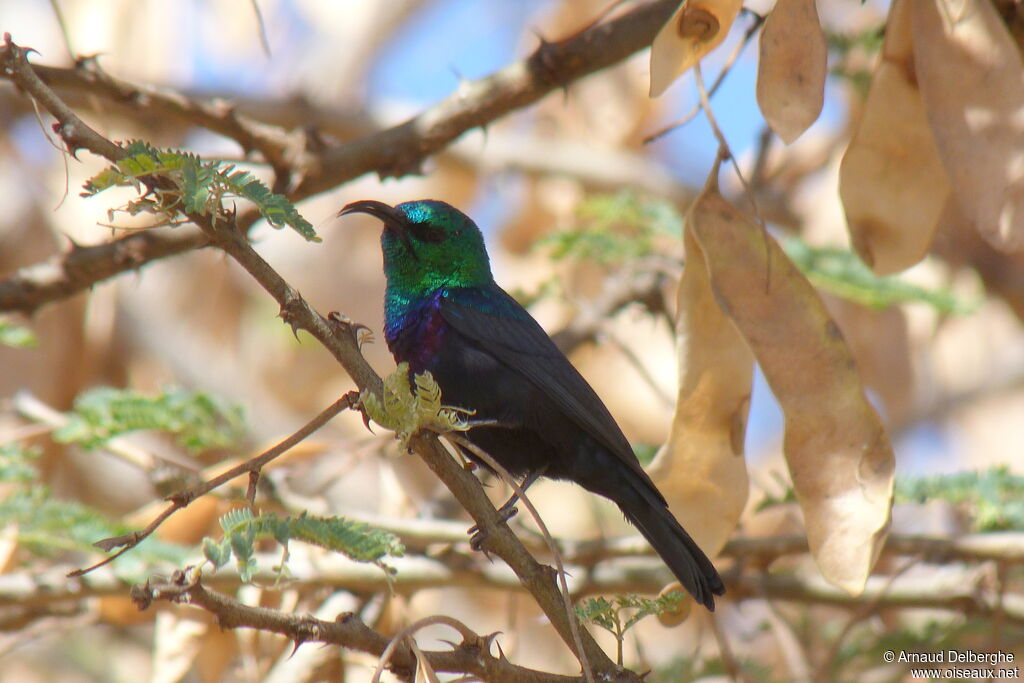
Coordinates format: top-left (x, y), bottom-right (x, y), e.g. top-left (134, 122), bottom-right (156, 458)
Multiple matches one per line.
top-left (339, 199), bottom-right (493, 297)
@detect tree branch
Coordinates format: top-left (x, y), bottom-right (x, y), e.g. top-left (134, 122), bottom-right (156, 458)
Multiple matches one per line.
top-left (291, 0), bottom-right (679, 198)
top-left (5, 533), bottom-right (1024, 630)
top-left (28, 58), bottom-right (302, 171)
top-left (131, 570), bottom-right (580, 683)
top-left (0, 228), bottom-right (208, 315)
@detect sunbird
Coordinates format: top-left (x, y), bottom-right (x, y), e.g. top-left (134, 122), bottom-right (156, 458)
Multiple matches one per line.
top-left (340, 199), bottom-right (724, 610)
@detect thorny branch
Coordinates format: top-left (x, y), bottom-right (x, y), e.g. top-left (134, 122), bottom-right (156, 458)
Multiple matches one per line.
top-left (131, 570), bottom-right (580, 683)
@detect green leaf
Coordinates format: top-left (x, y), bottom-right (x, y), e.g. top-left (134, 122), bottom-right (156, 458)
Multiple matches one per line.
top-left (0, 485), bottom-right (188, 580)
top-left (287, 512), bottom-right (405, 563)
top-left (238, 557), bottom-right (259, 583)
top-left (895, 466), bottom-right (1024, 532)
top-left (0, 444), bottom-right (40, 483)
top-left (782, 237), bottom-right (975, 314)
top-left (0, 318), bottom-right (39, 349)
top-left (576, 591), bottom-right (688, 637)
top-left (81, 140), bottom-right (319, 242)
top-left (541, 190), bottom-right (682, 266)
top-left (575, 596), bottom-right (617, 633)
top-left (202, 509), bottom-right (404, 582)
top-left (620, 590), bottom-right (684, 631)
top-left (202, 537), bottom-right (232, 569)
top-left (361, 363), bottom-right (474, 447)
top-left (54, 386), bottom-right (245, 453)
top-left (219, 507), bottom-right (255, 533)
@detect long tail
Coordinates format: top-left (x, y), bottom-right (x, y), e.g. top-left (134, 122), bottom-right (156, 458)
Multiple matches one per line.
top-left (615, 480), bottom-right (725, 611)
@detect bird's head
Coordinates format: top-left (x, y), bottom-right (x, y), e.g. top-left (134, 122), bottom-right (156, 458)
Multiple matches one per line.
top-left (339, 199), bottom-right (493, 294)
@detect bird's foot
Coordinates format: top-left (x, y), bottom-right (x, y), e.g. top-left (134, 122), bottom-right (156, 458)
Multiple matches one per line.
top-left (327, 311), bottom-right (374, 349)
top-left (467, 499), bottom-right (521, 551)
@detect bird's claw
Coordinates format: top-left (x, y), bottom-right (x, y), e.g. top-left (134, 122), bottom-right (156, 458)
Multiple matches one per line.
top-left (467, 503), bottom-right (519, 551)
top-left (327, 311), bottom-right (374, 350)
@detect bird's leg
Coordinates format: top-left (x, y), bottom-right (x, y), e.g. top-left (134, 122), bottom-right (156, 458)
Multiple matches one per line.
top-left (468, 465), bottom-right (548, 551)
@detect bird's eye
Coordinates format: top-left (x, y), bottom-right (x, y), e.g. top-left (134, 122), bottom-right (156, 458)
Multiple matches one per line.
top-left (409, 222), bottom-right (445, 244)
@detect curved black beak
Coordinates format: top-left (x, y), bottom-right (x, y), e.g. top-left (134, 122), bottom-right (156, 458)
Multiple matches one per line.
top-left (338, 200), bottom-right (416, 254)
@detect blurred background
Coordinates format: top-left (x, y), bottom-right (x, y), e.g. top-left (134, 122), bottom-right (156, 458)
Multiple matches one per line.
top-left (1, 1), bottom-right (1022, 681)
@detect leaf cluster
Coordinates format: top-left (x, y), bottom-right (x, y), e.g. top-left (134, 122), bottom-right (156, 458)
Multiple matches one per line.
top-left (202, 508), bottom-right (405, 582)
top-left (783, 237), bottom-right (972, 313)
top-left (54, 386), bottom-right (245, 452)
top-left (360, 362), bottom-right (475, 446)
top-left (82, 140), bottom-right (318, 241)
top-left (0, 443), bottom-right (39, 482)
top-left (760, 467), bottom-right (1024, 532)
top-left (575, 591), bottom-right (685, 638)
top-left (542, 190), bottom-right (681, 265)
top-left (896, 466), bottom-right (1024, 531)
top-left (0, 443), bottom-right (187, 579)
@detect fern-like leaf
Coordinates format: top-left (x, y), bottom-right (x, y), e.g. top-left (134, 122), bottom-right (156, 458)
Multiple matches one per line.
top-left (82, 140), bottom-right (319, 242)
top-left (0, 443), bottom-right (40, 483)
top-left (361, 363), bottom-right (474, 448)
top-left (783, 238), bottom-right (974, 313)
top-left (54, 387), bottom-right (245, 452)
top-left (204, 509), bottom-right (404, 580)
top-left (0, 485), bottom-right (188, 580)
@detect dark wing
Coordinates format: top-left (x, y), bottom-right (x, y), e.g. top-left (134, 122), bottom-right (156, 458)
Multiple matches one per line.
top-left (439, 284), bottom-right (657, 487)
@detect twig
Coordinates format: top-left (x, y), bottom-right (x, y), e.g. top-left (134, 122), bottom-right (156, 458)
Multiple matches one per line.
top-left (695, 68), bottom-right (773, 293)
top-left (450, 435), bottom-right (595, 683)
top-left (549, 267), bottom-right (669, 354)
top-left (0, 228), bottom-right (210, 315)
top-left (761, 600), bottom-right (812, 683)
top-left (708, 610), bottom-right (750, 683)
top-left (811, 556), bottom-right (918, 681)
top-left (603, 330), bottom-right (674, 408)
top-left (1, 34), bottom-right (124, 161)
top-left (370, 615), bottom-right (477, 683)
top-left (31, 56), bottom-right (298, 169)
top-left (67, 394), bottom-right (355, 577)
top-left (249, 0), bottom-right (272, 58)
top-left (46, 0), bottom-right (74, 61)
top-left (5, 535), bottom-right (1024, 618)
